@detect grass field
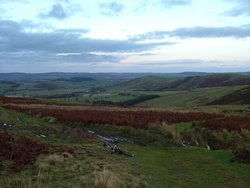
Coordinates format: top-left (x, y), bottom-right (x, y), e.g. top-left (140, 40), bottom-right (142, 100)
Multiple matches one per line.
top-left (1, 73), bottom-right (250, 187)
top-left (51, 85), bottom-right (250, 110)
top-left (1, 103), bottom-right (250, 187)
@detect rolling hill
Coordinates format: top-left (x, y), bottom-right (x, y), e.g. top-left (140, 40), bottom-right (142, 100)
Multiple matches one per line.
top-left (0, 72), bottom-right (210, 81)
top-left (171, 73), bottom-right (250, 90)
top-left (111, 73), bottom-right (250, 92)
top-left (110, 76), bottom-right (176, 91)
top-left (136, 86), bottom-right (246, 108)
top-left (210, 85), bottom-right (250, 105)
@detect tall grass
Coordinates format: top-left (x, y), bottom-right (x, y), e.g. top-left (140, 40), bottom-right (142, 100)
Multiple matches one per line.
top-left (0, 172), bottom-right (50, 188)
top-left (159, 122), bottom-right (181, 145)
top-left (93, 169), bottom-right (124, 188)
top-left (147, 122), bottom-right (182, 146)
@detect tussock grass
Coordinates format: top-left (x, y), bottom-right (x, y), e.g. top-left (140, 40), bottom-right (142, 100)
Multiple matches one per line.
top-left (148, 122), bottom-right (181, 145)
top-left (93, 168), bottom-right (147, 188)
top-left (0, 172), bottom-right (51, 188)
top-left (36, 152), bottom-right (73, 171)
top-left (93, 169), bottom-right (124, 188)
top-left (46, 154), bottom-right (65, 163)
top-left (159, 122), bottom-right (181, 145)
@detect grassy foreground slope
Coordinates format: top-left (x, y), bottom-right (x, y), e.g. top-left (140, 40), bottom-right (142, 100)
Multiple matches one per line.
top-left (1, 105), bottom-right (250, 188)
top-left (131, 146), bottom-right (250, 188)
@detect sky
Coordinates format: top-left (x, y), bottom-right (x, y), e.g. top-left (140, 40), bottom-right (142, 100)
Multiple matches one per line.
top-left (0, 0), bottom-right (250, 73)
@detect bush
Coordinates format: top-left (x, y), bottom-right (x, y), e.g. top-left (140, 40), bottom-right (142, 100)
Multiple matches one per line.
top-left (232, 144), bottom-right (250, 164)
top-left (0, 132), bottom-right (48, 172)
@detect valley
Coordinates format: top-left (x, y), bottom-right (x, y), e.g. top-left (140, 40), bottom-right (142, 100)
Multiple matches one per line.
top-left (0, 72), bottom-right (250, 187)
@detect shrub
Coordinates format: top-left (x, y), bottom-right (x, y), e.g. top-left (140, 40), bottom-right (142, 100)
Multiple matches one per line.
top-left (0, 132), bottom-right (48, 172)
top-left (232, 144), bottom-right (250, 164)
top-left (5, 103), bottom-right (220, 129)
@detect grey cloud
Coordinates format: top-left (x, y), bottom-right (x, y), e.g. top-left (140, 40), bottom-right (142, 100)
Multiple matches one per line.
top-left (133, 25), bottom-right (250, 40)
top-left (0, 51), bottom-right (51, 64)
top-left (40, 3), bottom-right (68, 20)
top-left (56, 0), bottom-right (69, 3)
top-left (224, 0), bottom-right (250, 17)
top-left (161, 0), bottom-right (191, 7)
top-left (0, 19), bottom-right (171, 53)
top-left (134, 59), bottom-right (204, 66)
top-left (0, 20), bottom-right (21, 34)
top-left (121, 59), bottom-right (232, 73)
top-left (0, 0), bottom-right (28, 3)
top-left (136, 0), bottom-right (191, 12)
top-left (169, 25), bottom-right (250, 38)
top-left (56, 53), bottom-right (122, 63)
top-left (138, 52), bottom-right (156, 56)
top-left (100, 2), bottom-right (124, 16)
top-left (0, 19), bottom-right (172, 65)
top-left (0, 51), bottom-right (121, 65)
top-left (224, 7), bottom-right (250, 17)
top-left (131, 31), bottom-right (169, 41)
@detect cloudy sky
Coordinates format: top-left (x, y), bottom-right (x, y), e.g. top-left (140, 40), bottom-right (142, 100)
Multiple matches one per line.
top-left (0, 0), bottom-right (249, 73)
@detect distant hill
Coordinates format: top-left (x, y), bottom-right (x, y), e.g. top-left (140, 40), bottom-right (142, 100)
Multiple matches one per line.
top-left (171, 74), bottom-right (250, 90)
top-left (56, 77), bottom-right (97, 82)
top-left (0, 80), bottom-right (22, 94)
top-left (0, 72), bottom-right (210, 81)
top-left (33, 82), bottom-right (62, 90)
top-left (210, 86), bottom-right (250, 105)
top-left (110, 76), bottom-right (175, 91)
top-left (2, 72), bottom-right (250, 96)
top-left (0, 72), bottom-right (137, 81)
top-left (110, 73), bottom-right (250, 91)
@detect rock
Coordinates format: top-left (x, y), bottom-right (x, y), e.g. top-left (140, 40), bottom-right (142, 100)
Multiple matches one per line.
top-left (40, 134), bottom-right (46, 138)
top-left (207, 144), bottom-right (211, 151)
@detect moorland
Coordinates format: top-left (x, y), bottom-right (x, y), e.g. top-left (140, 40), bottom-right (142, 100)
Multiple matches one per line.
top-left (0, 72), bottom-right (250, 187)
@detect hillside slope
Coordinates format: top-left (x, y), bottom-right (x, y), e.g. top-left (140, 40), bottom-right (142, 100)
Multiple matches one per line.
top-left (136, 86), bottom-right (245, 108)
top-left (110, 73), bottom-right (250, 92)
top-left (172, 74), bottom-right (250, 90)
top-left (210, 85), bottom-right (250, 105)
